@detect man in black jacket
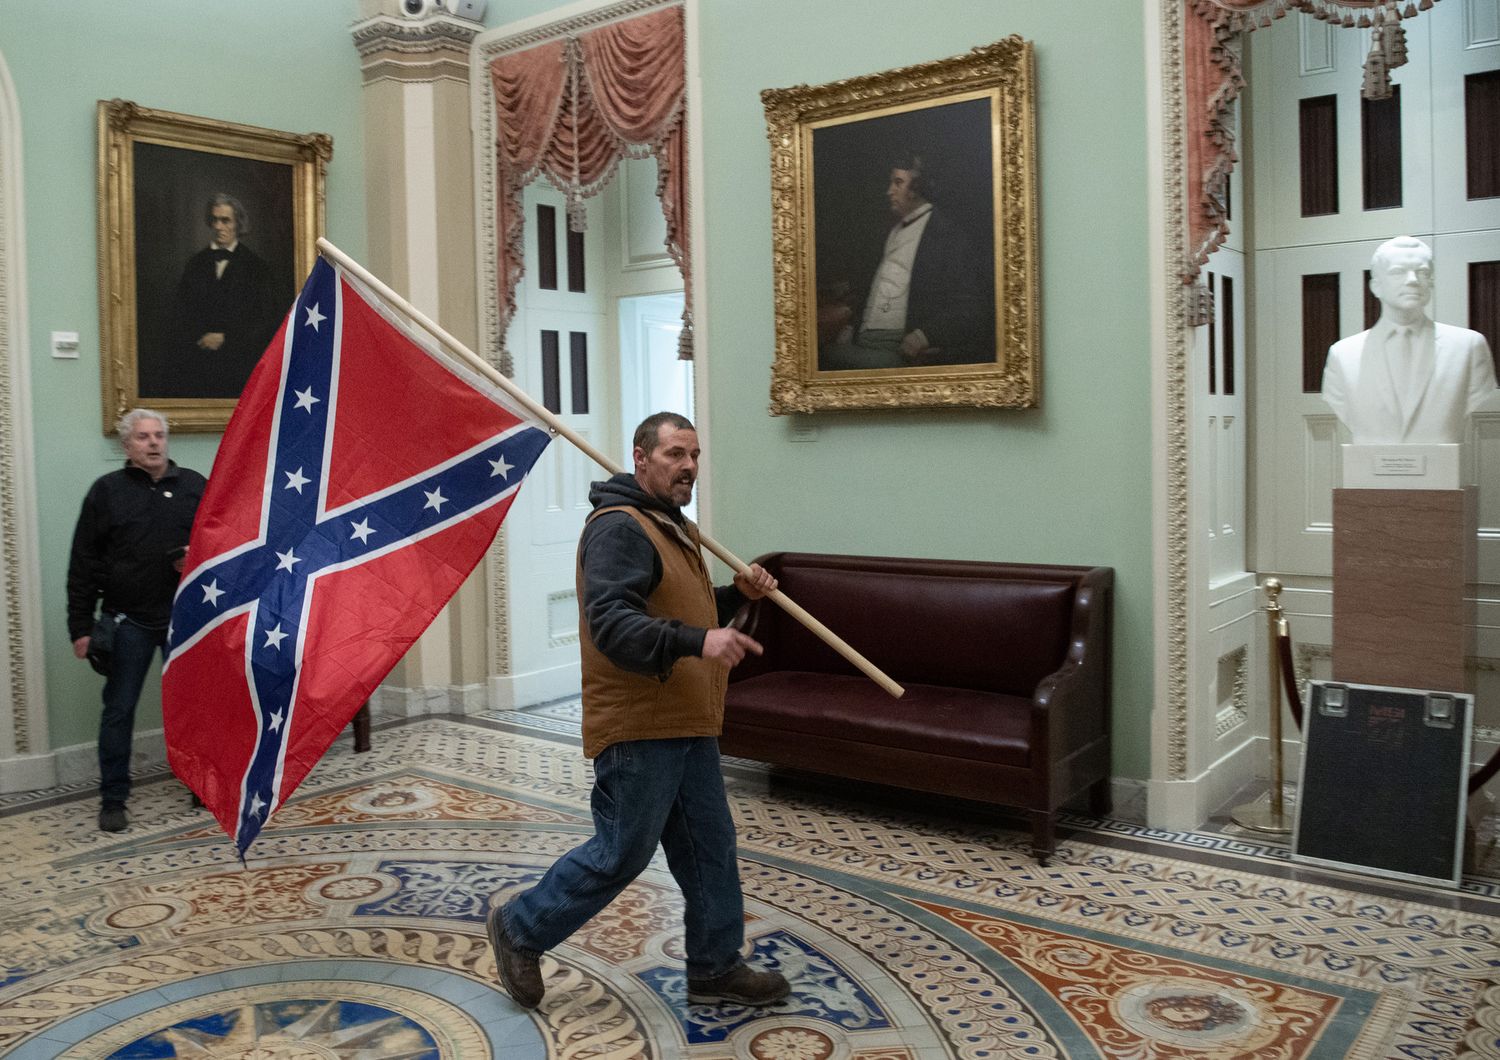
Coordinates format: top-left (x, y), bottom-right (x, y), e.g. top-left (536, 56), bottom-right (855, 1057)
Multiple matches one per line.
top-left (67, 409), bottom-right (205, 832)
top-left (172, 193), bottom-right (283, 398)
top-left (817, 152), bottom-right (995, 371)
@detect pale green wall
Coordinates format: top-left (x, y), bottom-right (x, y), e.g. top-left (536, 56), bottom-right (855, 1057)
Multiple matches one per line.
top-left (2, 1), bottom-right (367, 750)
top-left (693, 1), bottom-right (1155, 778)
top-left (5, 0), bottom-right (1157, 781)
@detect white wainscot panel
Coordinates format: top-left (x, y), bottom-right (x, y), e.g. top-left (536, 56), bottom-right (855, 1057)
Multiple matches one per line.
top-left (1300, 16), bottom-right (1336, 74)
top-left (1466, 0), bottom-right (1500, 46)
top-left (1302, 414), bottom-right (1339, 530)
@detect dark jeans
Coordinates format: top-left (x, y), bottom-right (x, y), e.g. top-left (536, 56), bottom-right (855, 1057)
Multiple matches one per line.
top-left (98, 615), bottom-right (167, 807)
top-left (502, 736), bottom-right (745, 979)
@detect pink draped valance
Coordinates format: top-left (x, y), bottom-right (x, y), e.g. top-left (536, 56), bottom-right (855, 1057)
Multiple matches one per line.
top-left (490, 6), bottom-right (691, 357)
top-left (1181, 0), bottom-right (1439, 322)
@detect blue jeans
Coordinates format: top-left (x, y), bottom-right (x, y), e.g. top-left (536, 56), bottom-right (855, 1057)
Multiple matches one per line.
top-left (98, 615), bottom-right (167, 807)
top-left (502, 736), bottom-right (745, 979)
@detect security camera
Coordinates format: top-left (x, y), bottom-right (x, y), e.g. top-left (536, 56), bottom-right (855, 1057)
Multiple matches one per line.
top-left (399, 0), bottom-right (440, 17)
top-left (441, 0), bottom-right (487, 19)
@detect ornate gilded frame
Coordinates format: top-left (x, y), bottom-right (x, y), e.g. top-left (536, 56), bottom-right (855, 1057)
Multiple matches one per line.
top-left (97, 99), bottom-right (330, 433)
top-left (764, 38), bottom-right (1038, 414)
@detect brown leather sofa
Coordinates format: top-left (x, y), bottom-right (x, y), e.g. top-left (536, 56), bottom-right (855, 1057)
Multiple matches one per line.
top-left (722, 552), bottom-right (1113, 863)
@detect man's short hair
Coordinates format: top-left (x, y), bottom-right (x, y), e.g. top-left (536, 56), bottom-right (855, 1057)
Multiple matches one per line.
top-left (889, 151), bottom-right (937, 204)
top-left (1370, 235), bottom-right (1432, 274)
top-left (206, 192), bottom-right (250, 236)
top-left (633, 412), bottom-right (695, 455)
top-left (116, 407), bottom-right (168, 444)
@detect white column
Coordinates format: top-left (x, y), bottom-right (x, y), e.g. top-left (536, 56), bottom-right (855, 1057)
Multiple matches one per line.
top-left (352, 6), bottom-right (490, 716)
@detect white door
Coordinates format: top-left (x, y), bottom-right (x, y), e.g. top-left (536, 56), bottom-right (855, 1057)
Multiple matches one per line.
top-left (618, 291), bottom-right (694, 520)
top-left (496, 184), bottom-right (610, 707)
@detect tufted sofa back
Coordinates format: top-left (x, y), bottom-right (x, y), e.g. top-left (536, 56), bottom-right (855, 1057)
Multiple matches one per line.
top-left (732, 553), bottom-right (1095, 698)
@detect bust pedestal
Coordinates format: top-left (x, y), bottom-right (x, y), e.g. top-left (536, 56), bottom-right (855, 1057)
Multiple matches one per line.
top-left (1331, 445), bottom-right (1474, 692)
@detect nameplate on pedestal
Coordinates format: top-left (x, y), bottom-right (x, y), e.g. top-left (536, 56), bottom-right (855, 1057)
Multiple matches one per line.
top-left (1340, 444), bottom-right (1458, 490)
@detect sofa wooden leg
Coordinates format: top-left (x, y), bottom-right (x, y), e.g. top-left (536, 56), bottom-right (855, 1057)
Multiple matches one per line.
top-left (352, 703), bottom-right (371, 753)
top-left (1030, 810), bottom-right (1054, 865)
top-left (1088, 777), bottom-right (1112, 818)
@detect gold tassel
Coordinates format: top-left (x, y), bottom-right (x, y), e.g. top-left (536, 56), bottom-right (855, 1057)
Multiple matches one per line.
top-left (1388, 24), bottom-right (1408, 67)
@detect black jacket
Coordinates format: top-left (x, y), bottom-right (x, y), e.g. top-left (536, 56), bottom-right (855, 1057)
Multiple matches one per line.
top-left (579, 473), bottom-right (745, 677)
top-left (66, 461), bottom-right (206, 638)
top-left (166, 242), bottom-right (284, 400)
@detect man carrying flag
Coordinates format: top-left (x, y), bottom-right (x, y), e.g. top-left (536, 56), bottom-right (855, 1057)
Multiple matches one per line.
top-left (486, 412), bottom-right (793, 1010)
top-left (163, 256), bottom-right (551, 855)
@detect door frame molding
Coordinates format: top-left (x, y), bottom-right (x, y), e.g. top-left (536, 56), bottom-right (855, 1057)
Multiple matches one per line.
top-left (0, 47), bottom-right (54, 791)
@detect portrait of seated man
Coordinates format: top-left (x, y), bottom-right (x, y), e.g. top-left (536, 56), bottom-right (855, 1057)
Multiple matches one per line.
top-left (816, 151), bottom-right (995, 373)
top-left (170, 192), bottom-right (285, 399)
top-left (1321, 235), bottom-right (1498, 445)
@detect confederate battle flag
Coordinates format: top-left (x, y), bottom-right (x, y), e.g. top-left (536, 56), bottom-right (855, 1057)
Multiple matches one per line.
top-left (163, 256), bottom-right (551, 856)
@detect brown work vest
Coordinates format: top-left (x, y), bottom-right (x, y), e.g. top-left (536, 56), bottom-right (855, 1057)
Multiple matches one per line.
top-left (576, 505), bottom-right (727, 758)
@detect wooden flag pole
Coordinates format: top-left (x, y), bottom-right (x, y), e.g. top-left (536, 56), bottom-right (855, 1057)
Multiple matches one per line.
top-left (317, 238), bottom-right (904, 699)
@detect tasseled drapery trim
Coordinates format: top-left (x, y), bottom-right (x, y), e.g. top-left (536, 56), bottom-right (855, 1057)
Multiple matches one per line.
top-left (490, 5), bottom-right (693, 358)
top-left (1180, 0), bottom-right (1439, 321)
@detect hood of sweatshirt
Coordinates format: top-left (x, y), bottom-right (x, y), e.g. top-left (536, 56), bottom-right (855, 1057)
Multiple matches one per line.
top-left (587, 472), bottom-right (685, 522)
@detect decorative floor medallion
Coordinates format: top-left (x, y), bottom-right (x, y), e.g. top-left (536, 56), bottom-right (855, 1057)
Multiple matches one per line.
top-left (1, 709), bottom-right (1497, 1058)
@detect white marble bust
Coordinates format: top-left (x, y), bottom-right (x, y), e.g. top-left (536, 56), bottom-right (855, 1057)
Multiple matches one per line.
top-left (1320, 236), bottom-right (1497, 445)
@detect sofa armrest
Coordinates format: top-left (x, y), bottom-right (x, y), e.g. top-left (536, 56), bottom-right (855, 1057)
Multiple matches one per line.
top-left (1030, 569), bottom-right (1113, 759)
top-left (726, 596), bottom-right (775, 682)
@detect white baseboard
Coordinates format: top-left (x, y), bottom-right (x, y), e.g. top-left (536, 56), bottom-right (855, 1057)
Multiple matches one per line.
top-left (0, 750), bottom-right (58, 793)
top-left (368, 682), bottom-right (488, 719)
top-left (2, 683), bottom-right (506, 798)
top-left (1107, 777), bottom-right (1148, 824)
top-left (18, 726), bottom-right (171, 795)
top-left (1145, 735), bottom-right (1260, 832)
top-left (488, 661), bottom-right (581, 711)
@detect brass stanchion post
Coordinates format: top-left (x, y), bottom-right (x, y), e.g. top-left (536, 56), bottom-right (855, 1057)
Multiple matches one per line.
top-left (1232, 578), bottom-right (1294, 834)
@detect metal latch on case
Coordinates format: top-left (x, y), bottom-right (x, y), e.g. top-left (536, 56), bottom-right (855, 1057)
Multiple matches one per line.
top-left (1424, 693), bottom-right (1456, 729)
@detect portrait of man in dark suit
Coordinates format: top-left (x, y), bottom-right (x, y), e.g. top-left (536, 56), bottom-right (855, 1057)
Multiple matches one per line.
top-left (172, 194), bottom-right (283, 398)
top-left (130, 143), bottom-right (296, 404)
top-left (811, 98), bottom-right (998, 374)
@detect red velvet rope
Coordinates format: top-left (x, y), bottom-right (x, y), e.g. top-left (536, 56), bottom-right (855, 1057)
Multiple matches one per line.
top-left (1276, 618), bottom-right (1500, 794)
top-left (1276, 627), bottom-right (1303, 730)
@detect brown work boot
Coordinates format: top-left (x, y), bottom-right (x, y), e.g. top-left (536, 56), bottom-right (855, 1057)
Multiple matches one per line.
top-left (687, 962), bottom-right (791, 1006)
top-left (486, 906), bottom-right (543, 1009)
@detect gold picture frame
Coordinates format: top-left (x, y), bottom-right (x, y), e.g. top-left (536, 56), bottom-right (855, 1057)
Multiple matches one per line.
top-left (763, 38), bottom-right (1038, 413)
top-left (97, 99), bottom-right (331, 433)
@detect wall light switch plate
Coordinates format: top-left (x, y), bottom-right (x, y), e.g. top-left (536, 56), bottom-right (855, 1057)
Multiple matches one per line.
top-left (51, 331), bottom-right (80, 359)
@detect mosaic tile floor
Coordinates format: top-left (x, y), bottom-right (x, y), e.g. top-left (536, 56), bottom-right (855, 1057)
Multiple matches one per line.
top-left (3, 707), bottom-right (1499, 1058)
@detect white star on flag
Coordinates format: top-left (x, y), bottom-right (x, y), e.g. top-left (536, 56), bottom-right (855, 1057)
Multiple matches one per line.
top-left (162, 254), bottom-right (555, 859)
